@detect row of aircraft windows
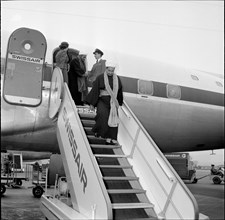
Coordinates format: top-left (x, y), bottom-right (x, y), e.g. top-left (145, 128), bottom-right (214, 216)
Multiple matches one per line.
top-left (138, 80), bottom-right (181, 99)
top-left (191, 74), bottom-right (223, 87)
top-left (137, 79), bottom-right (223, 99)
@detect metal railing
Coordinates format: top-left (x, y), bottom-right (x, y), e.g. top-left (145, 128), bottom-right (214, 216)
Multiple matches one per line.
top-left (55, 84), bottom-right (112, 219)
top-left (118, 102), bottom-right (199, 219)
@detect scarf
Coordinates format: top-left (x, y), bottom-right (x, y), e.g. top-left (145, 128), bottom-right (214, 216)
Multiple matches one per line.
top-left (104, 72), bottom-right (119, 127)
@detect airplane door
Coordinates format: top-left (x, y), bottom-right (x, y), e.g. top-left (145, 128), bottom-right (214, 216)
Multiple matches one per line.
top-left (48, 67), bottom-right (64, 119)
top-left (3, 27), bottom-right (47, 106)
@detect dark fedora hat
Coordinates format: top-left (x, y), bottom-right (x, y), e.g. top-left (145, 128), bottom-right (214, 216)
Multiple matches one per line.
top-left (59, 41), bottom-right (69, 49)
top-left (93, 48), bottom-right (104, 56)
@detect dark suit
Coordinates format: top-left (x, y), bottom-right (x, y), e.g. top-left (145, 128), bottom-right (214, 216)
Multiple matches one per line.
top-left (68, 56), bottom-right (86, 105)
top-left (88, 59), bottom-right (106, 85)
top-left (85, 74), bottom-right (123, 140)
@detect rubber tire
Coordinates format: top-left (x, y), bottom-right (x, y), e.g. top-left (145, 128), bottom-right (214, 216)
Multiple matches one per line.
top-left (213, 176), bottom-right (222, 184)
top-left (190, 172), bottom-right (197, 183)
top-left (16, 179), bottom-right (22, 186)
top-left (192, 177), bottom-right (198, 184)
top-left (1, 184), bottom-right (6, 195)
top-left (32, 186), bottom-right (44, 198)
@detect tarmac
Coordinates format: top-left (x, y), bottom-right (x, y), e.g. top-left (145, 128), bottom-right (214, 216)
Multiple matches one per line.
top-left (185, 169), bottom-right (224, 220)
top-left (1, 181), bottom-right (46, 220)
top-left (1, 169), bottom-right (224, 220)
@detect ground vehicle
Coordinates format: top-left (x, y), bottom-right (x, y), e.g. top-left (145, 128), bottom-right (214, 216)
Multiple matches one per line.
top-left (1, 153), bottom-right (28, 195)
top-left (164, 153), bottom-right (197, 183)
top-left (210, 167), bottom-right (224, 184)
top-left (1, 162), bottom-right (28, 195)
top-left (25, 163), bottom-right (48, 198)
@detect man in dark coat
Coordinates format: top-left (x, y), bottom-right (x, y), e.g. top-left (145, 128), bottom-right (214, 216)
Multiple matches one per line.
top-left (68, 54), bottom-right (88, 105)
top-left (85, 61), bottom-right (123, 145)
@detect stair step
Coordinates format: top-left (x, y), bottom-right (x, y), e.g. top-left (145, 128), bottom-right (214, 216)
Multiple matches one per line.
top-left (83, 127), bottom-right (94, 135)
top-left (112, 202), bottom-right (154, 209)
top-left (107, 189), bottom-right (146, 194)
top-left (113, 217), bottom-right (156, 220)
top-left (84, 127), bottom-right (92, 130)
top-left (95, 154), bottom-right (127, 158)
top-left (87, 137), bottom-right (106, 145)
top-left (91, 144), bottom-right (121, 149)
top-left (87, 135), bottom-right (103, 139)
top-left (81, 120), bottom-right (95, 127)
top-left (99, 165), bottom-right (132, 169)
top-left (78, 112), bottom-right (96, 119)
top-left (113, 212), bottom-right (157, 220)
top-left (87, 135), bottom-right (106, 141)
top-left (103, 176), bottom-right (139, 181)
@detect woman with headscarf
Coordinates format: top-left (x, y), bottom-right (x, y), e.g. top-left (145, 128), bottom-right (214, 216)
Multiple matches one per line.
top-left (85, 61), bottom-right (123, 145)
top-left (55, 42), bottom-right (70, 84)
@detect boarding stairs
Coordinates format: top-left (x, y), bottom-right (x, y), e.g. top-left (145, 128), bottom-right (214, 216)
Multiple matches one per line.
top-left (80, 111), bottom-right (157, 219)
top-left (41, 82), bottom-right (206, 220)
top-left (1, 28), bottom-right (206, 219)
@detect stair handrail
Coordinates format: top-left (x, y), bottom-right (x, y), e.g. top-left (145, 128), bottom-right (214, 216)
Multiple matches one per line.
top-left (56, 84), bottom-right (112, 219)
top-left (72, 103), bottom-right (113, 218)
top-left (118, 101), bottom-right (199, 220)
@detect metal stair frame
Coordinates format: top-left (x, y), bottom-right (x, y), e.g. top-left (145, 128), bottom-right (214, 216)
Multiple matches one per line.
top-left (117, 102), bottom-right (199, 219)
top-left (55, 84), bottom-right (112, 219)
top-left (79, 105), bottom-right (158, 219)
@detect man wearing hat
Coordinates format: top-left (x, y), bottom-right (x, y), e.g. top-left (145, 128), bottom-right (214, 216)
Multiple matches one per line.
top-left (85, 61), bottom-right (123, 145)
top-left (87, 48), bottom-right (106, 85)
top-left (53, 42), bottom-right (69, 64)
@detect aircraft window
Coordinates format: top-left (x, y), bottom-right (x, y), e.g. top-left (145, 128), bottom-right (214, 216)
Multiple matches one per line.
top-left (191, 75), bottom-right (199, 81)
top-left (138, 80), bottom-right (154, 95)
top-left (24, 43), bottom-right (31, 50)
top-left (167, 84), bottom-right (181, 99)
top-left (216, 81), bottom-right (223, 87)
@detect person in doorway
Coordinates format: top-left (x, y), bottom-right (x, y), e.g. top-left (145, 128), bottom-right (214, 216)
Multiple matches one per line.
top-left (68, 53), bottom-right (88, 105)
top-left (85, 61), bottom-right (123, 145)
top-left (55, 42), bottom-right (70, 84)
top-left (87, 48), bottom-right (106, 85)
top-left (211, 164), bottom-right (224, 177)
top-left (3, 156), bottom-right (10, 176)
top-left (3, 155), bottom-right (12, 176)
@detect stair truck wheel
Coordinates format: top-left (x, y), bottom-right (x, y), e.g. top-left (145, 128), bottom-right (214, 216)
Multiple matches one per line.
top-left (1, 184), bottom-right (6, 195)
top-left (32, 186), bottom-right (44, 198)
top-left (192, 177), bottom-right (198, 183)
top-left (190, 170), bottom-right (197, 183)
top-left (14, 179), bottom-right (22, 186)
top-left (16, 179), bottom-right (22, 186)
top-left (212, 176), bottom-right (222, 184)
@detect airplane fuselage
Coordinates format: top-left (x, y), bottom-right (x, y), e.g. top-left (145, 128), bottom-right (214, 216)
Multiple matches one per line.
top-left (1, 79), bottom-right (59, 153)
top-left (1, 60), bottom-right (224, 153)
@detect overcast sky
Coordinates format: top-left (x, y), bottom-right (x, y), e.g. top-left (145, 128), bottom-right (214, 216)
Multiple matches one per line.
top-left (1, 1), bottom-right (224, 165)
top-left (1, 1), bottom-right (224, 74)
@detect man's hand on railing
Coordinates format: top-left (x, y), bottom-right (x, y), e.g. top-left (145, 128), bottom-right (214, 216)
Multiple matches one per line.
top-left (121, 105), bottom-right (131, 119)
